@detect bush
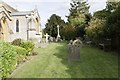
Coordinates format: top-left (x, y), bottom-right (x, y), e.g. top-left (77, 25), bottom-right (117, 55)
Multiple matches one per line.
top-left (0, 40), bottom-right (35, 78)
top-left (13, 46), bottom-right (27, 64)
top-left (0, 41), bottom-right (17, 78)
top-left (85, 18), bottom-right (105, 45)
top-left (11, 38), bottom-right (22, 46)
top-left (11, 39), bottom-right (35, 55)
top-left (20, 41), bottom-right (35, 55)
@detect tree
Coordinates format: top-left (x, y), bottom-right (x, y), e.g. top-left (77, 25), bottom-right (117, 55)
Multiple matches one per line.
top-left (66, 0), bottom-right (91, 39)
top-left (104, 1), bottom-right (120, 50)
top-left (86, 1), bottom-right (120, 51)
top-left (44, 14), bottom-right (65, 38)
top-left (85, 18), bottom-right (106, 45)
top-left (61, 23), bottom-right (76, 40)
top-left (68, 0), bottom-right (90, 26)
top-left (106, 1), bottom-right (120, 12)
top-left (93, 9), bottom-right (110, 19)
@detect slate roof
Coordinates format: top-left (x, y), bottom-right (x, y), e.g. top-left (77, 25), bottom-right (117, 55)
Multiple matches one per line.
top-left (11, 11), bottom-right (34, 16)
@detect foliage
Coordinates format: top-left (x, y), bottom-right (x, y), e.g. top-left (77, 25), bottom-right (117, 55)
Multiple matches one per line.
top-left (0, 41), bottom-right (17, 78)
top-left (104, 2), bottom-right (120, 50)
top-left (66, 0), bottom-right (91, 39)
top-left (44, 0), bottom-right (91, 40)
top-left (106, 1), bottom-right (120, 12)
top-left (85, 18), bottom-right (106, 45)
top-left (12, 39), bottom-right (35, 54)
top-left (44, 14), bottom-right (65, 38)
top-left (0, 39), bottom-right (35, 78)
top-left (20, 41), bottom-right (35, 55)
top-left (61, 23), bottom-right (76, 40)
top-left (86, 1), bottom-right (120, 51)
top-left (68, 13), bottom-right (86, 26)
top-left (93, 9), bottom-right (110, 19)
top-left (14, 46), bottom-right (27, 64)
top-left (68, 0), bottom-right (90, 26)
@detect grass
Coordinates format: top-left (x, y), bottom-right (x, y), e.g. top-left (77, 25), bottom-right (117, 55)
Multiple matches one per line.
top-left (8, 42), bottom-right (118, 78)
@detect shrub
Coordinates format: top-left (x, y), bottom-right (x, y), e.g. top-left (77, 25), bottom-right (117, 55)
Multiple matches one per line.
top-left (0, 41), bottom-right (17, 78)
top-left (11, 39), bottom-right (35, 55)
top-left (11, 38), bottom-right (23, 46)
top-left (0, 40), bottom-right (35, 78)
top-left (13, 46), bottom-right (27, 64)
top-left (20, 41), bottom-right (35, 55)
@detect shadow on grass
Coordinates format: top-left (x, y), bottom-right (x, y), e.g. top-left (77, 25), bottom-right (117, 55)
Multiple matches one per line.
top-left (54, 42), bottom-right (118, 78)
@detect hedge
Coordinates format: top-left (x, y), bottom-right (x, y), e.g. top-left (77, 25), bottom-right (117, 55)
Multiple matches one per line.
top-left (0, 41), bottom-right (17, 78)
top-left (12, 39), bottom-right (35, 55)
top-left (13, 46), bottom-right (28, 64)
top-left (20, 41), bottom-right (35, 55)
top-left (0, 40), bottom-right (35, 78)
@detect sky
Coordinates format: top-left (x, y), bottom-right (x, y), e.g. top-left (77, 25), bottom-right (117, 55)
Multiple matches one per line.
top-left (2, 0), bottom-right (107, 28)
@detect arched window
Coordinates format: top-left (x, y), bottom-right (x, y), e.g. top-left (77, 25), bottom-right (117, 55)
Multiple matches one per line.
top-left (16, 19), bottom-right (19, 32)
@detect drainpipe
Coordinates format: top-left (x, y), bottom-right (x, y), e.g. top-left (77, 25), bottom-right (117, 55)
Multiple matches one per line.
top-left (26, 15), bottom-right (31, 40)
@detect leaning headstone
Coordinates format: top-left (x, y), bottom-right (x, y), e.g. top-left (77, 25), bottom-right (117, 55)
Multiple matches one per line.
top-left (68, 39), bottom-right (82, 62)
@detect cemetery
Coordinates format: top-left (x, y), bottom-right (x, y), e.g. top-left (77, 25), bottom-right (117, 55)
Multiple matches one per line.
top-left (0, 0), bottom-right (119, 79)
top-left (1, 24), bottom-right (118, 78)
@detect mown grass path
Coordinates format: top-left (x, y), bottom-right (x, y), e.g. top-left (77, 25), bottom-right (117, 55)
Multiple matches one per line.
top-left (9, 42), bottom-right (118, 78)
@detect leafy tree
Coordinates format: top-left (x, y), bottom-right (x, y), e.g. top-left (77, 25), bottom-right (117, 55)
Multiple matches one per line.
top-left (106, 1), bottom-right (120, 12)
top-left (86, 1), bottom-right (120, 51)
top-left (44, 14), bottom-right (65, 38)
top-left (68, 0), bottom-right (90, 26)
top-left (66, 0), bottom-right (91, 39)
top-left (104, 2), bottom-right (120, 50)
top-left (61, 23), bottom-right (76, 40)
top-left (93, 9), bottom-right (110, 19)
top-left (85, 18), bottom-right (106, 45)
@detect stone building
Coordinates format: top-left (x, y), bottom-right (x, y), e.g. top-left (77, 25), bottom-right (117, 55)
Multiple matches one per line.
top-left (0, 1), bottom-right (41, 42)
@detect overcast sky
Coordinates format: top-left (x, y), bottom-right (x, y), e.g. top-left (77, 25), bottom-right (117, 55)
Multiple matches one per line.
top-left (2, 0), bottom-right (107, 28)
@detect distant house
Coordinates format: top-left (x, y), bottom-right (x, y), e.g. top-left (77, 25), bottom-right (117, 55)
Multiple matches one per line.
top-left (0, 1), bottom-right (41, 42)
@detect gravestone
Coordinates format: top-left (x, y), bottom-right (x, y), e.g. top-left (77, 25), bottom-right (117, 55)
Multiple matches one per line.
top-left (49, 37), bottom-right (53, 42)
top-left (68, 39), bottom-right (82, 62)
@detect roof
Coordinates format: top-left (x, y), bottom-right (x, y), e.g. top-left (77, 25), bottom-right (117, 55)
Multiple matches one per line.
top-left (0, 6), bottom-right (12, 20)
top-left (0, 1), bottom-right (18, 13)
top-left (11, 11), bottom-right (34, 16)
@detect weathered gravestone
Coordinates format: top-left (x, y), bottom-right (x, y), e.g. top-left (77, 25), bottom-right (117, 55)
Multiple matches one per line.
top-left (68, 39), bottom-right (82, 62)
top-left (49, 37), bottom-right (54, 42)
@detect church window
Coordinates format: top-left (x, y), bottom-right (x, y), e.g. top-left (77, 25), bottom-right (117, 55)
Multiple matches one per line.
top-left (16, 19), bottom-right (19, 32)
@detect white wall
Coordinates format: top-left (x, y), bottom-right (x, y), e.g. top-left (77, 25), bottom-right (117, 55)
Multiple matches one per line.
top-left (8, 16), bottom-right (27, 42)
top-left (8, 15), bottom-right (41, 42)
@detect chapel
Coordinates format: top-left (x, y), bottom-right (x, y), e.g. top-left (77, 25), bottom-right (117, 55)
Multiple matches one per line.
top-left (0, 1), bottom-right (41, 42)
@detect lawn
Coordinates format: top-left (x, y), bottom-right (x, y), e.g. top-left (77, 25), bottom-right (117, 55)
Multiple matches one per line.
top-left (8, 42), bottom-right (118, 78)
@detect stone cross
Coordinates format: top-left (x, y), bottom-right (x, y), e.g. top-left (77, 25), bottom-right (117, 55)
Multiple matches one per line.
top-left (56, 25), bottom-right (60, 41)
top-left (57, 25), bottom-right (60, 39)
top-left (45, 33), bottom-right (49, 43)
